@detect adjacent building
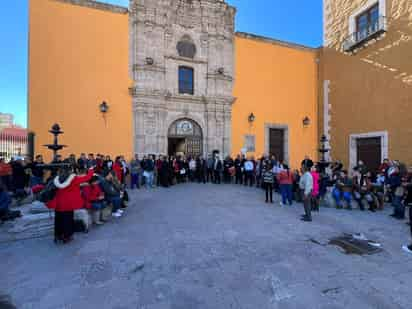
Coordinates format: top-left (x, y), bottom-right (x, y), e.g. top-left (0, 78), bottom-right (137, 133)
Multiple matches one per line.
top-left (320, 0), bottom-right (412, 170)
top-left (0, 126), bottom-right (28, 161)
top-left (0, 113), bottom-right (14, 130)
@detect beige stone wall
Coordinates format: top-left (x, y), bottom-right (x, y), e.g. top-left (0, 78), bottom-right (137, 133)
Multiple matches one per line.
top-left (320, 0), bottom-right (412, 168)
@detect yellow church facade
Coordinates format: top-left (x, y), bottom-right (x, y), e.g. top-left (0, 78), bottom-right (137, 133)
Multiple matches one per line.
top-left (28, 0), bottom-right (319, 168)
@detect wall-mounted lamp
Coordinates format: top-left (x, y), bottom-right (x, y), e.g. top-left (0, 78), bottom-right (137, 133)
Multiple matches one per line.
top-left (303, 116), bottom-right (310, 127)
top-left (99, 101), bottom-right (109, 114)
top-left (248, 113), bottom-right (256, 123)
top-left (146, 57), bottom-right (154, 65)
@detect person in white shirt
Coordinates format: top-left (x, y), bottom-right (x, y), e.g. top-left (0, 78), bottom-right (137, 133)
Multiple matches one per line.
top-left (244, 158), bottom-right (255, 187)
top-left (299, 165), bottom-right (314, 222)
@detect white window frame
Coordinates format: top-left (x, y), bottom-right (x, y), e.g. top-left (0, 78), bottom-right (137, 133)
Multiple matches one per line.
top-left (349, 131), bottom-right (388, 172)
top-left (348, 0), bottom-right (387, 35)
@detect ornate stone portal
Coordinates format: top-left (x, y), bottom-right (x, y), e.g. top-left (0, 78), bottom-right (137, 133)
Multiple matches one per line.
top-left (129, 0), bottom-right (236, 157)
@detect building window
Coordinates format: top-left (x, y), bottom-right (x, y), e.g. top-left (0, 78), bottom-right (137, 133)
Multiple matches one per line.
top-left (343, 1), bottom-right (386, 52)
top-left (244, 135), bottom-right (256, 152)
top-left (178, 66), bottom-right (194, 95)
top-left (356, 4), bottom-right (379, 41)
top-left (177, 35), bottom-right (196, 59)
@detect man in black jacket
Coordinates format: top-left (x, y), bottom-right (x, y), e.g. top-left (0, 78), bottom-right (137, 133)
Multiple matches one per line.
top-left (196, 156), bottom-right (207, 184)
top-left (30, 155), bottom-right (45, 186)
top-left (213, 156), bottom-right (222, 184)
top-left (98, 171), bottom-right (123, 218)
top-left (234, 155), bottom-right (243, 185)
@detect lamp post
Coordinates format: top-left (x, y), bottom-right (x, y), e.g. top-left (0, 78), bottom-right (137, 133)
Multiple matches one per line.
top-left (99, 101), bottom-right (109, 114)
top-left (318, 134), bottom-right (330, 172)
top-left (302, 116), bottom-right (310, 127)
top-left (99, 101), bottom-right (109, 126)
top-left (248, 113), bottom-right (255, 124)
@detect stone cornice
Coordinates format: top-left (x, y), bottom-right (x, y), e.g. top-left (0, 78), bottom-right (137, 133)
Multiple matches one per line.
top-left (165, 55), bottom-right (208, 65)
top-left (236, 32), bottom-right (318, 52)
top-left (130, 87), bottom-right (234, 105)
top-left (52, 0), bottom-right (128, 14)
top-left (133, 64), bottom-right (166, 73)
top-left (207, 73), bottom-right (233, 82)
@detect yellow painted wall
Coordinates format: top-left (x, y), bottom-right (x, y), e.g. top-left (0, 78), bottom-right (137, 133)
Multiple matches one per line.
top-left (233, 35), bottom-right (319, 168)
top-left (28, 0), bottom-right (132, 162)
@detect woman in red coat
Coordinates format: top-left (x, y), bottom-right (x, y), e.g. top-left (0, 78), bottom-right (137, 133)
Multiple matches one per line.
top-left (49, 167), bottom-right (94, 243)
top-left (113, 157), bottom-right (123, 184)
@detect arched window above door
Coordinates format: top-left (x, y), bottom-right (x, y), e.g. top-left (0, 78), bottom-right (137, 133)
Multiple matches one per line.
top-left (177, 35), bottom-right (196, 59)
top-left (168, 118), bottom-right (202, 137)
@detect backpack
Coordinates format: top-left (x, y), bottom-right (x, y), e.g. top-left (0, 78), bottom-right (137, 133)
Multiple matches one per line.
top-left (38, 180), bottom-right (57, 203)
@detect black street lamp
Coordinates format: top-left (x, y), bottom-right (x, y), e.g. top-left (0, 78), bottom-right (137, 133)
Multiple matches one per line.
top-left (248, 113), bottom-right (256, 123)
top-left (302, 116), bottom-right (310, 127)
top-left (318, 134), bottom-right (331, 172)
top-left (99, 101), bottom-right (109, 114)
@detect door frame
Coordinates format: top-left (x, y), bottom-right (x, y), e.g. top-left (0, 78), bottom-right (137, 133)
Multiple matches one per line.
top-left (349, 131), bottom-right (388, 171)
top-left (264, 123), bottom-right (290, 164)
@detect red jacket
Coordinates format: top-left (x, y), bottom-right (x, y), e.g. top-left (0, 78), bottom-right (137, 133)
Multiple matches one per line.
top-left (82, 184), bottom-right (104, 209)
top-left (0, 162), bottom-right (12, 176)
top-left (48, 169), bottom-right (94, 212)
top-left (277, 170), bottom-right (294, 185)
top-left (113, 162), bottom-right (123, 183)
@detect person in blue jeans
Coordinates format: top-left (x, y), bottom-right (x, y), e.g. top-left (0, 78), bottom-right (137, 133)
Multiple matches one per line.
top-left (332, 171), bottom-right (353, 209)
top-left (142, 155), bottom-right (155, 189)
top-left (98, 172), bottom-right (123, 218)
top-left (277, 165), bottom-right (293, 206)
top-left (129, 154), bottom-right (142, 189)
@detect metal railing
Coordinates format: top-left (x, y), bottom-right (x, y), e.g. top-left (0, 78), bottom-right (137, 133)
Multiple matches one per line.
top-left (343, 16), bottom-right (386, 52)
top-left (0, 130), bottom-right (28, 161)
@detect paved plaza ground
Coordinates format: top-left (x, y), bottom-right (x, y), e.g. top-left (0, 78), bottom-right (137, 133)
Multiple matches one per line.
top-left (1, 183), bottom-right (412, 309)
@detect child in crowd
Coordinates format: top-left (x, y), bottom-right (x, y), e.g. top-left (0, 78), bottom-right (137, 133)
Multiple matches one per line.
top-left (83, 176), bottom-right (106, 225)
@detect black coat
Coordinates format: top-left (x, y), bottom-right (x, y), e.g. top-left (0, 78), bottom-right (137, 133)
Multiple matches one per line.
top-left (11, 161), bottom-right (28, 189)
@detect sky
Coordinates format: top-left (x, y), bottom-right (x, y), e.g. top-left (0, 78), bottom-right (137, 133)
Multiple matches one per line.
top-left (0, 0), bottom-right (322, 128)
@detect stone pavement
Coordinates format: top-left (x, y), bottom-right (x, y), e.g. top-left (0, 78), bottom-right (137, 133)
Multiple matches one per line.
top-left (1, 183), bottom-right (412, 309)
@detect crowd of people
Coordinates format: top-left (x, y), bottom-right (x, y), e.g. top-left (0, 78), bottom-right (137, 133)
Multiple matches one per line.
top-left (1, 152), bottom-right (412, 251)
top-left (0, 154), bottom-right (130, 244)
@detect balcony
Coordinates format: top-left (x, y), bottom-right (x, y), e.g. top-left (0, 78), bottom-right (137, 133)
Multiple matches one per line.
top-left (343, 16), bottom-right (386, 52)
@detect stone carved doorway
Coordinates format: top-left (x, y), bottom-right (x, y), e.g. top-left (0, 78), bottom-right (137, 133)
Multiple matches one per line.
top-left (168, 119), bottom-right (203, 157)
